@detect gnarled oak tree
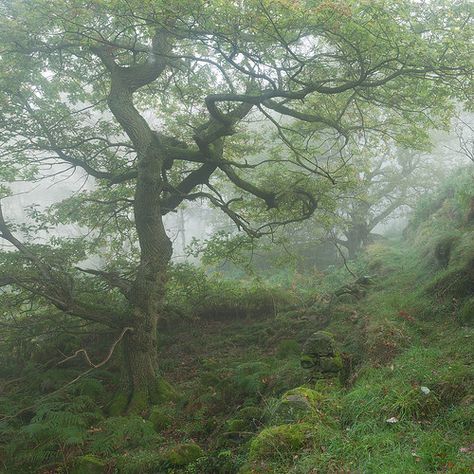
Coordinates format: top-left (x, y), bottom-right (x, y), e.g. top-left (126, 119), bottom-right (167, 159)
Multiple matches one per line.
top-left (0, 0), bottom-right (471, 411)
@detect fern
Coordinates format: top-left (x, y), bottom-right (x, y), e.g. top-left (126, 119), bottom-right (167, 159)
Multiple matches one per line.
top-left (89, 416), bottom-right (161, 456)
top-left (1, 393), bottom-right (103, 472)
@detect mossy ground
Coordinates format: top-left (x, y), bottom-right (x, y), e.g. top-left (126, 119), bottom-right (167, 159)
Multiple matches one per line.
top-left (1, 175), bottom-right (473, 473)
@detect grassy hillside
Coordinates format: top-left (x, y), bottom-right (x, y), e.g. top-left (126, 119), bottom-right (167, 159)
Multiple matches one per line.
top-left (0, 169), bottom-right (473, 473)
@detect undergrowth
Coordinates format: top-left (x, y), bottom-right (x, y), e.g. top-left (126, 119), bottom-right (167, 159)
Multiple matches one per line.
top-left (0, 168), bottom-right (473, 473)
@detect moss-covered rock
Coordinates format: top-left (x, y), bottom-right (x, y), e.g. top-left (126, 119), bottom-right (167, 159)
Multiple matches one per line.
top-left (72, 454), bottom-right (106, 474)
top-left (248, 423), bottom-right (311, 461)
top-left (319, 353), bottom-right (343, 372)
top-left (302, 331), bottom-right (336, 357)
top-left (224, 406), bottom-right (263, 438)
top-left (149, 406), bottom-right (173, 432)
top-left (300, 331), bottom-right (344, 379)
top-left (267, 387), bottom-right (322, 424)
top-left (161, 442), bottom-right (204, 466)
top-left (225, 418), bottom-right (248, 432)
top-left (238, 406), bottom-right (263, 424)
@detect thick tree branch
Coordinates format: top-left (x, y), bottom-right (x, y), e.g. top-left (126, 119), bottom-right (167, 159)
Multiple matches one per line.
top-left (219, 164), bottom-right (277, 209)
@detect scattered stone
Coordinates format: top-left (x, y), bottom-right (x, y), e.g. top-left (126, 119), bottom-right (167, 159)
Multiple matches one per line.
top-left (300, 331), bottom-right (344, 380)
top-left (334, 275), bottom-right (375, 301)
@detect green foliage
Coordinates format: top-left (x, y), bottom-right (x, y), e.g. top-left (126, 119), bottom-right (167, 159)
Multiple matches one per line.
top-left (2, 393), bottom-right (102, 472)
top-left (89, 416), bottom-right (160, 456)
top-left (165, 263), bottom-right (295, 323)
top-left (113, 450), bottom-right (164, 474)
top-left (72, 454), bottom-right (107, 474)
top-left (186, 449), bottom-right (244, 474)
top-left (2, 160), bottom-right (474, 473)
top-left (149, 405), bottom-right (174, 432)
top-left (409, 165), bottom-right (474, 231)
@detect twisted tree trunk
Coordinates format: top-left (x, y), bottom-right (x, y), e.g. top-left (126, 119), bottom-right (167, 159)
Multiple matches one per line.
top-left (109, 142), bottom-right (175, 413)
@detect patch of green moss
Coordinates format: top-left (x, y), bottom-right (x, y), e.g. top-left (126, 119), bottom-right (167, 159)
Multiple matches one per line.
top-left (267, 387), bottom-right (321, 424)
top-left (225, 418), bottom-right (248, 432)
top-left (285, 387), bottom-right (322, 405)
top-left (319, 353), bottom-right (343, 372)
top-left (72, 454), bottom-right (106, 474)
top-left (149, 406), bottom-right (173, 432)
top-left (150, 377), bottom-right (178, 404)
top-left (161, 442), bottom-right (204, 466)
top-left (237, 406), bottom-right (262, 423)
top-left (248, 423), bottom-right (311, 461)
top-left (107, 391), bottom-right (129, 416)
top-left (127, 388), bottom-right (149, 414)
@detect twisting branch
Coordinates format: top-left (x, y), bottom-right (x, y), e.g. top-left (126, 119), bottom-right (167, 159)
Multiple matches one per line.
top-left (58, 326), bottom-right (133, 368)
top-left (75, 267), bottom-right (132, 296)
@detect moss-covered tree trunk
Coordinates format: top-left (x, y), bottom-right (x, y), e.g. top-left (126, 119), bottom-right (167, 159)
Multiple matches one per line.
top-left (93, 35), bottom-right (177, 413)
top-left (124, 142), bottom-right (174, 412)
top-left (109, 140), bottom-right (174, 413)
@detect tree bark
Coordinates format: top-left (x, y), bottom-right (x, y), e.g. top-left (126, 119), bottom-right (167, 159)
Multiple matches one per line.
top-left (115, 137), bottom-right (174, 413)
top-left (344, 223), bottom-right (370, 259)
top-left (92, 39), bottom-right (179, 413)
top-left (109, 160), bottom-right (174, 412)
